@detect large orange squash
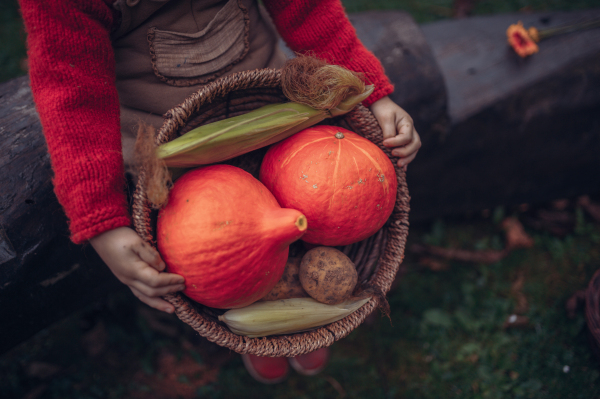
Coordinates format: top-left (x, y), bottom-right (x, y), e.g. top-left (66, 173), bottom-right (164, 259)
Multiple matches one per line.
top-left (157, 164), bottom-right (307, 309)
top-left (259, 125), bottom-right (396, 246)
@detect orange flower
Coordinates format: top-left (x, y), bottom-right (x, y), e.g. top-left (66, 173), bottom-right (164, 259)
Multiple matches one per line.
top-left (506, 21), bottom-right (539, 58)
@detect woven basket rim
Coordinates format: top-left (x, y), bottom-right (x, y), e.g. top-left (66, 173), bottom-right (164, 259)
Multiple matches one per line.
top-left (132, 68), bottom-right (410, 357)
top-left (586, 268), bottom-right (600, 345)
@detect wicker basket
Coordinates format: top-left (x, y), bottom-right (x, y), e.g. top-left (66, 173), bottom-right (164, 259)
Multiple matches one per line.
top-left (132, 68), bottom-right (410, 357)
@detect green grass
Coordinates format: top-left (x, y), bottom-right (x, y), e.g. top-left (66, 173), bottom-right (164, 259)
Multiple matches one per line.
top-left (0, 1), bottom-right (27, 83)
top-left (2, 202), bottom-right (600, 399)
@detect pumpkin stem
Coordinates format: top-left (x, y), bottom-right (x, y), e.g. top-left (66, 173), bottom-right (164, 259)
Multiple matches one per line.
top-left (295, 215), bottom-right (308, 231)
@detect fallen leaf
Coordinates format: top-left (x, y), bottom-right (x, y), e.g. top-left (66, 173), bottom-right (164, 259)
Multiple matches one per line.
top-left (325, 375), bottom-right (346, 398)
top-left (467, 353), bottom-right (479, 364)
top-left (551, 199), bottom-right (570, 211)
top-left (578, 196), bottom-right (600, 222)
top-left (510, 271), bottom-right (529, 314)
top-left (410, 244), bottom-right (508, 264)
top-left (419, 256), bottom-right (450, 271)
top-left (523, 209), bottom-right (575, 236)
top-left (502, 217), bottom-right (534, 250)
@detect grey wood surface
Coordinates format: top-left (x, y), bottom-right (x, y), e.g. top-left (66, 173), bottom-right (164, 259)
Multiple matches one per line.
top-left (405, 9), bottom-right (600, 221)
top-left (421, 9), bottom-right (600, 124)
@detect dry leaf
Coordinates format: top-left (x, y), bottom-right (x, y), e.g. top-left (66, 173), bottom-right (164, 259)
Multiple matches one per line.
top-left (502, 217), bottom-right (534, 250)
top-left (578, 196), bottom-right (600, 222)
top-left (419, 256), bottom-right (450, 271)
top-left (510, 271), bottom-right (529, 314)
top-left (551, 199), bottom-right (570, 211)
top-left (410, 244), bottom-right (508, 264)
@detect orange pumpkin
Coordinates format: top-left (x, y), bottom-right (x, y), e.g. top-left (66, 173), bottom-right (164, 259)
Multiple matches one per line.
top-left (157, 164), bottom-right (307, 309)
top-left (259, 125), bottom-right (396, 246)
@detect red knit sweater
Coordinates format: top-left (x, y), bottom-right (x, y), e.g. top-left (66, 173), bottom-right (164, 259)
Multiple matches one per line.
top-left (19, 0), bottom-right (394, 244)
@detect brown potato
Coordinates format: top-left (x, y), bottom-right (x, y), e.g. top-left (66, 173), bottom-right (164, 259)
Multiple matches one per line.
top-left (299, 246), bottom-right (358, 305)
top-left (260, 257), bottom-right (309, 301)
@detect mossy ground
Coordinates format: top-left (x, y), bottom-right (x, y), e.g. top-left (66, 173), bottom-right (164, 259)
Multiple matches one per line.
top-left (2, 197), bottom-right (600, 399)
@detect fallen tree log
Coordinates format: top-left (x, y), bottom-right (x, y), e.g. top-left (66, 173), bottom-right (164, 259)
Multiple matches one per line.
top-left (0, 77), bottom-right (124, 355)
top-left (410, 9), bottom-right (600, 220)
top-left (348, 11), bottom-right (449, 146)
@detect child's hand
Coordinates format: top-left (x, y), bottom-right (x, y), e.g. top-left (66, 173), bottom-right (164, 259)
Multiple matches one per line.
top-left (90, 226), bottom-right (185, 313)
top-left (369, 96), bottom-right (421, 170)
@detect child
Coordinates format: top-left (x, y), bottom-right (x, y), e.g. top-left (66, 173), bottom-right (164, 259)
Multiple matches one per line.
top-left (19, 0), bottom-right (420, 384)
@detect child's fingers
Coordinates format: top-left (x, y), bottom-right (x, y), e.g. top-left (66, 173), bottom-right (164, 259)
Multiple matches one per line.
top-left (398, 115), bottom-right (414, 133)
top-left (397, 151), bottom-right (418, 168)
top-left (377, 113), bottom-right (398, 141)
top-left (132, 241), bottom-right (166, 271)
top-left (136, 265), bottom-right (185, 288)
top-left (130, 278), bottom-right (185, 298)
top-left (130, 286), bottom-right (176, 314)
top-left (391, 135), bottom-right (421, 159)
top-left (382, 131), bottom-right (413, 148)
top-left (382, 114), bottom-right (415, 147)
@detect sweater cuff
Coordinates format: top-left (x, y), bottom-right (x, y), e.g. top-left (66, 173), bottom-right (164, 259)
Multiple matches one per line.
top-left (70, 209), bottom-right (131, 244)
top-left (362, 81), bottom-right (394, 108)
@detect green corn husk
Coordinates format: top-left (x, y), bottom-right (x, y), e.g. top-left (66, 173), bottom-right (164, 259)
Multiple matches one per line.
top-left (156, 85), bottom-right (374, 168)
top-left (218, 296), bottom-right (371, 338)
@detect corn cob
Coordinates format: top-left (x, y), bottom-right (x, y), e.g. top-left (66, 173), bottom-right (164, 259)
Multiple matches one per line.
top-left (156, 86), bottom-right (374, 168)
top-left (218, 297), bottom-right (371, 338)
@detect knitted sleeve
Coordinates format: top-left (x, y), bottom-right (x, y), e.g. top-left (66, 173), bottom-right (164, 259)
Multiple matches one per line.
top-left (262, 0), bottom-right (394, 107)
top-left (19, 0), bottom-right (131, 244)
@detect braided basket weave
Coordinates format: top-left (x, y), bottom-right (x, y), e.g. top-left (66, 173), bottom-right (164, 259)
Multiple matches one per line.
top-left (132, 68), bottom-right (410, 357)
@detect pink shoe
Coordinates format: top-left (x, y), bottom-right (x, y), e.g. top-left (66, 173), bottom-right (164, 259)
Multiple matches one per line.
top-left (241, 354), bottom-right (289, 384)
top-left (289, 347), bottom-right (330, 376)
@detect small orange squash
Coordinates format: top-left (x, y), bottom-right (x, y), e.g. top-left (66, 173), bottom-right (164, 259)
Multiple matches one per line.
top-left (259, 125), bottom-right (396, 246)
top-left (157, 164), bottom-right (307, 309)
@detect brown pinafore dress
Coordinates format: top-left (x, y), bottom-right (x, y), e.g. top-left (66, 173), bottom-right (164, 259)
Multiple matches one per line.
top-left (111, 0), bottom-right (287, 169)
